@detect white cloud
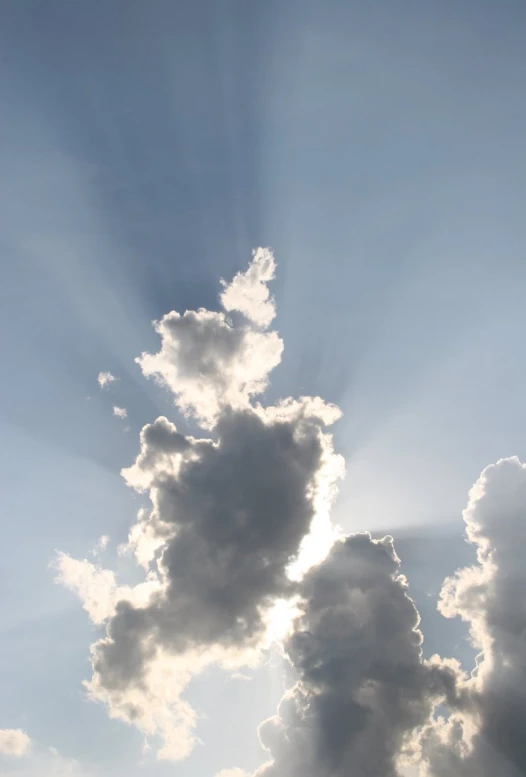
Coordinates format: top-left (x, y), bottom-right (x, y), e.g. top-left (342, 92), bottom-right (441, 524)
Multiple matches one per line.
top-left (0, 729), bottom-right (91, 775)
top-left (53, 552), bottom-right (161, 624)
top-left (0, 728), bottom-right (31, 757)
top-left (416, 457), bottom-right (526, 776)
top-left (91, 534), bottom-right (109, 556)
top-left (7, 744), bottom-right (89, 777)
top-left (220, 247), bottom-right (277, 328)
top-left (113, 405), bottom-right (128, 419)
top-left (136, 250), bottom-right (283, 428)
top-left (97, 371), bottom-right (117, 389)
top-left (215, 770), bottom-right (251, 777)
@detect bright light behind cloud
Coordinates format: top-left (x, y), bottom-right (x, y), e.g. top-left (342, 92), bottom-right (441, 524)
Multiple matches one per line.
top-left (57, 250), bottom-right (343, 760)
top-left (54, 250), bottom-right (526, 777)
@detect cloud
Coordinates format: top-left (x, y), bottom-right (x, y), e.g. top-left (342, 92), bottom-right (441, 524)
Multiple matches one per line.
top-left (0, 728), bottom-right (91, 775)
top-left (253, 533), bottom-right (459, 777)
top-left (228, 672), bottom-right (253, 682)
top-left (57, 250), bottom-right (526, 774)
top-left (220, 247), bottom-right (277, 328)
top-left (416, 457), bottom-right (526, 777)
top-left (53, 552), bottom-right (161, 624)
top-left (0, 728), bottom-right (31, 757)
top-left (4, 742), bottom-right (89, 777)
top-left (85, 400), bottom-right (342, 758)
top-left (97, 371), bottom-right (117, 389)
top-left (113, 406), bottom-right (128, 419)
top-left (249, 457), bottom-right (526, 777)
top-left (57, 250), bottom-right (344, 760)
top-left (91, 534), bottom-right (110, 557)
top-left (215, 770), bottom-right (251, 777)
top-left (136, 249), bottom-right (283, 428)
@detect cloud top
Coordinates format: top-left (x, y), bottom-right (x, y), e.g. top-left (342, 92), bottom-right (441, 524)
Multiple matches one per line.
top-left (136, 249), bottom-right (283, 428)
top-left (220, 247), bottom-right (277, 328)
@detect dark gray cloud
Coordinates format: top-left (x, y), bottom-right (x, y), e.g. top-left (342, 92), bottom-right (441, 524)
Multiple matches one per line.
top-left (93, 403), bottom-right (340, 685)
top-left (418, 457), bottom-right (526, 777)
top-left (253, 459), bottom-right (526, 777)
top-left (63, 249), bottom-right (526, 773)
top-left (254, 533), bottom-right (459, 777)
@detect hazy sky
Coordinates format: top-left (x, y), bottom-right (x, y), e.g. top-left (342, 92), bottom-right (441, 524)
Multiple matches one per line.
top-left (2, 2), bottom-right (526, 776)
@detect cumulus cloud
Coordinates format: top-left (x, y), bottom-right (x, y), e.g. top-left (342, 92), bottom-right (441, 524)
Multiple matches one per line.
top-left (416, 457), bottom-right (526, 777)
top-left (250, 456), bottom-right (526, 777)
top-left (0, 728), bottom-right (31, 757)
top-left (53, 552), bottom-right (161, 624)
top-left (136, 248), bottom-right (283, 428)
top-left (220, 247), bottom-right (277, 328)
top-left (253, 533), bottom-right (459, 777)
top-left (57, 250), bottom-right (344, 760)
top-left (85, 400), bottom-right (342, 758)
top-left (97, 371), bottom-right (117, 389)
top-left (113, 405), bottom-right (128, 419)
top-left (57, 249), bottom-right (526, 774)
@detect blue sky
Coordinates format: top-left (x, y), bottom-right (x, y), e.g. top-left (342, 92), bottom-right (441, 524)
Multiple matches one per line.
top-left (1, 2), bottom-right (526, 776)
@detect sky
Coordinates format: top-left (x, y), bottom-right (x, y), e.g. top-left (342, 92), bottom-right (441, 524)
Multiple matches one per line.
top-left (1, 1), bottom-right (526, 776)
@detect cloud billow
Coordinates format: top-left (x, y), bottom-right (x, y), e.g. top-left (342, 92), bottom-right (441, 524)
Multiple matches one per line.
top-left (254, 534), bottom-right (459, 777)
top-left (417, 457), bottom-right (526, 777)
top-left (59, 249), bottom-right (343, 759)
top-left (58, 247), bottom-right (526, 775)
top-left (136, 248), bottom-right (283, 429)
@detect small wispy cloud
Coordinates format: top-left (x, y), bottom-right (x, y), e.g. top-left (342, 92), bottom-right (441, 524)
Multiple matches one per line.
top-left (227, 672), bottom-right (253, 682)
top-left (91, 535), bottom-right (110, 557)
top-left (214, 770), bottom-right (250, 777)
top-left (113, 406), bottom-right (128, 419)
top-left (97, 371), bottom-right (118, 389)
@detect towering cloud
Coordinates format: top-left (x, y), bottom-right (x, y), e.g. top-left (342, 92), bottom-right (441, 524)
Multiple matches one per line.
top-left (60, 248), bottom-right (526, 774)
top-left (417, 457), bottom-right (526, 777)
top-left (253, 534), bottom-right (459, 777)
top-left (246, 458), bottom-right (526, 777)
top-left (58, 249), bottom-right (343, 759)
